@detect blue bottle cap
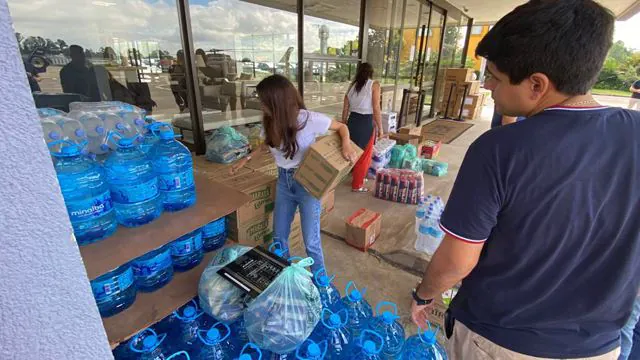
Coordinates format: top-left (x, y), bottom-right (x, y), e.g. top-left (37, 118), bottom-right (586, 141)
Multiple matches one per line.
top-left (307, 343), bottom-right (321, 357)
top-left (183, 306), bottom-right (196, 318)
top-left (75, 128), bottom-right (86, 137)
top-left (239, 355), bottom-right (252, 360)
top-left (206, 328), bottom-right (220, 342)
top-left (48, 131), bottom-right (60, 140)
top-left (382, 311), bottom-right (394, 324)
top-left (143, 335), bottom-right (157, 350)
top-left (118, 138), bottom-right (134, 147)
top-left (96, 126), bottom-right (105, 134)
top-left (350, 289), bottom-right (362, 301)
top-left (135, 118), bottom-right (145, 126)
top-left (329, 314), bottom-right (341, 327)
top-left (421, 330), bottom-right (437, 345)
top-left (115, 122), bottom-right (126, 130)
top-left (317, 274), bottom-right (330, 287)
top-left (363, 340), bottom-right (376, 354)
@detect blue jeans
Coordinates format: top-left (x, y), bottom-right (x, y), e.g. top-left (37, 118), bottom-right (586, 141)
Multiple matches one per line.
top-left (273, 167), bottom-right (325, 273)
top-left (620, 297), bottom-right (640, 360)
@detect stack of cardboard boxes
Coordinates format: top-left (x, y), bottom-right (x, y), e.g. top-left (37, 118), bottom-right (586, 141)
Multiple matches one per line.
top-left (194, 154), bottom-right (336, 253)
top-left (438, 68), bottom-right (486, 121)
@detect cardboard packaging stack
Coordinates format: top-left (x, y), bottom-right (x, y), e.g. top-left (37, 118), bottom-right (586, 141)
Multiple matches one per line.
top-left (295, 134), bottom-right (363, 199)
top-left (438, 68), bottom-right (485, 120)
top-left (345, 208), bottom-right (382, 252)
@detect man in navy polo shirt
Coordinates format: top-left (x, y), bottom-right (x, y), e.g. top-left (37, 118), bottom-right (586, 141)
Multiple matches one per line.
top-left (410, 1), bottom-right (640, 359)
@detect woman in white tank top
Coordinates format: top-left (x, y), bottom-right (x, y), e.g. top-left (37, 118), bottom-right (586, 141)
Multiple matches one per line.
top-left (341, 63), bottom-right (383, 192)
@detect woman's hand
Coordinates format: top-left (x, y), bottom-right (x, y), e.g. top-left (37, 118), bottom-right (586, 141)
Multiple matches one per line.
top-left (342, 142), bottom-right (358, 163)
top-left (230, 157), bottom-right (250, 174)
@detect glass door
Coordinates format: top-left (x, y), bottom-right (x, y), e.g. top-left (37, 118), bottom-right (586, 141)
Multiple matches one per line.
top-left (417, 6), bottom-right (445, 119)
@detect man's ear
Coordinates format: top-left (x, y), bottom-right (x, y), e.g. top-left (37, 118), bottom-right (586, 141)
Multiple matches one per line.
top-left (528, 72), bottom-right (551, 100)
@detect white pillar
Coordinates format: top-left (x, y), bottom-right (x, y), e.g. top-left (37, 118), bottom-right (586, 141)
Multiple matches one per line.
top-left (0, 0), bottom-right (113, 358)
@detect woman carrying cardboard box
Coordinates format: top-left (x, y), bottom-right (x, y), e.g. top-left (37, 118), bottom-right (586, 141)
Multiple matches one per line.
top-left (231, 74), bottom-right (357, 272)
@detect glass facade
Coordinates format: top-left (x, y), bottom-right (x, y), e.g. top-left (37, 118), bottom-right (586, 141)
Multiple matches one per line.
top-left (8, 0), bottom-right (473, 151)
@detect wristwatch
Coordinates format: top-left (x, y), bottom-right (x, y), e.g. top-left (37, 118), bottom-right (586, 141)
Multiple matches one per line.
top-left (412, 288), bottom-right (434, 306)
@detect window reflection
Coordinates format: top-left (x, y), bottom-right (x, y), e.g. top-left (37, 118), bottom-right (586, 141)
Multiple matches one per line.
top-left (9, 0), bottom-right (187, 119)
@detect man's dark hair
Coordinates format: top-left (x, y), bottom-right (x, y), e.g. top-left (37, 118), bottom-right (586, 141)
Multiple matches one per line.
top-left (476, 0), bottom-right (614, 95)
top-left (69, 44), bottom-right (84, 55)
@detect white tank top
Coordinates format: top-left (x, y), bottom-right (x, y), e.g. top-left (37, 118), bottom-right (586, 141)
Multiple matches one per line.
top-left (347, 79), bottom-right (374, 115)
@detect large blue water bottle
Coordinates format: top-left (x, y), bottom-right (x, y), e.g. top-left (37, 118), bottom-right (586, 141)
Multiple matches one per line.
top-left (400, 322), bottom-right (447, 360)
top-left (348, 330), bottom-right (385, 360)
top-left (170, 229), bottom-right (204, 271)
top-left (231, 317), bottom-right (249, 347)
top-left (316, 308), bottom-right (352, 359)
top-left (314, 269), bottom-right (345, 313)
top-left (140, 123), bottom-right (159, 155)
top-left (202, 217), bottom-right (227, 252)
top-left (129, 328), bottom-right (169, 360)
top-left (295, 339), bottom-right (327, 360)
top-left (342, 281), bottom-right (372, 338)
top-left (368, 302), bottom-right (405, 359)
top-left (90, 263), bottom-right (137, 317)
top-left (50, 140), bottom-right (117, 245)
top-left (149, 124), bottom-right (196, 211)
top-left (193, 321), bottom-right (237, 360)
top-left (131, 244), bottom-right (174, 292)
top-left (237, 343), bottom-right (263, 360)
top-left (171, 299), bottom-right (205, 353)
top-left (103, 135), bottom-right (163, 227)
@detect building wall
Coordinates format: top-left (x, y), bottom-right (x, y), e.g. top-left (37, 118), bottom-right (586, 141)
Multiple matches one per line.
top-left (0, 0), bottom-right (113, 358)
top-left (466, 25), bottom-right (491, 70)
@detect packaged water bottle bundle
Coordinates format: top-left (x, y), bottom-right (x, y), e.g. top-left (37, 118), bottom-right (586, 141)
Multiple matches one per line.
top-left (415, 195), bottom-right (446, 256)
top-left (205, 126), bottom-right (250, 164)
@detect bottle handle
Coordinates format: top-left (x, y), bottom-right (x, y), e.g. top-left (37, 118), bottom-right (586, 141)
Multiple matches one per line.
top-left (344, 281), bottom-right (357, 297)
top-left (166, 351), bottom-right (190, 360)
top-left (375, 301), bottom-right (398, 317)
top-left (240, 343), bottom-right (262, 360)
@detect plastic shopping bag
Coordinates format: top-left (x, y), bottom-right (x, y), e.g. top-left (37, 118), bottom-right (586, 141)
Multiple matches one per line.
top-left (198, 245), bottom-right (252, 323)
top-left (244, 257), bottom-right (322, 354)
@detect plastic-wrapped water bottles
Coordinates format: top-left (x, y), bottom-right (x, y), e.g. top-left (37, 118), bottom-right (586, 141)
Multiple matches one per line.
top-left (314, 268), bottom-right (345, 313)
top-left (400, 322), bottom-right (447, 360)
top-left (128, 328), bottom-right (169, 360)
top-left (170, 229), bottom-right (204, 271)
top-left (38, 107), bottom-right (66, 118)
top-left (202, 217), bottom-right (227, 252)
top-left (90, 264), bottom-right (137, 317)
top-left (140, 123), bottom-right (160, 155)
top-left (149, 124), bottom-right (196, 211)
top-left (131, 245), bottom-right (174, 292)
top-left (170, 300), bottom-right (205, 353)
top-left (193, 321), bottom-right (237, 360)
top-left (121, 110), bottom-right (147, 134)
top-left (368, 302), bottom-right (405, 359)
top-left (415, 199), bottom-right (427, 234)
top-left (77, 112), bottom-right (109, 155)
top-left (342, 281), bottom-right (373, 339)
top-left (57, 116), bottom-right (87, 144)
top-left (348, 330), bottom-right (385, 360)
top-left (415, 210), bottom-right (445, 256)
top-left (50, 140), bottom-right (117, 245)
top-left (315, 308), bottom-right (352, 359)
top-left (103, 135), bottom-right (163, 227)
top-left (41, 118), bottom-right (64, 144)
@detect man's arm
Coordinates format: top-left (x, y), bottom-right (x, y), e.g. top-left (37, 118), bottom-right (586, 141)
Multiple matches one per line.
top-left (416, 234), bottom-right (484, 300)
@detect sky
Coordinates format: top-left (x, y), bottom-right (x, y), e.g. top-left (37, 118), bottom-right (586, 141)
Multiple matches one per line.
top-left (7, 0), bottom-right (640, 60)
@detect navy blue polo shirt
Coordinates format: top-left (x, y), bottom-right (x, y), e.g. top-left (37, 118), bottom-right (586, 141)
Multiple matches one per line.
top-left (440, 106), bottom-right (640, 357)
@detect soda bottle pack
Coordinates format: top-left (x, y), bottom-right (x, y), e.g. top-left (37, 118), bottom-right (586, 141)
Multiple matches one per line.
top-left (374, 169), bottom-right (424, 205)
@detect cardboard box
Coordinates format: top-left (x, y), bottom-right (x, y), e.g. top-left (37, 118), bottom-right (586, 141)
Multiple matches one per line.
top-left (294, 134), bottom-right (363, 199)
top-left (420, 140), bottom-right (443, 159)
top-left (444, 68), bottom-right (475, 83)
top-left (218, 171), bottom-right (276, 221)
top-left (245, 150), bottom-right (278, 178)
top-left (389, 133), bottom-right (421, 147)
top-left (227, 212), bottom-right (273, 246)
top-left (345, 208), bottom-right (382, 251)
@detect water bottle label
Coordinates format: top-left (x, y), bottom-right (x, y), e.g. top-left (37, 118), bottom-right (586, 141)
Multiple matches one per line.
top-left (202, 218), bottom-right (225, 238)
top-left (111, 178), bottom-right (159, 203)
top-left (132, 249), bottom-right (172, 277)
top-left (91, 267), bottom-right (134, 301)
top-left (171, 232), bottom-right (203, 256)
top-left (66, 191), bottom-right (113, 222)
top-left (426, 226), bottom-right (444, 238)
top-left (158, 170), bottom-right (194, 192)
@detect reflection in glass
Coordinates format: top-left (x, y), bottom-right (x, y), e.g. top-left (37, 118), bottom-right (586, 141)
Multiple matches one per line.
top-left (9, 0), bottom-right (187, 119)
top-left (303, 0), bottom-right (361, 118)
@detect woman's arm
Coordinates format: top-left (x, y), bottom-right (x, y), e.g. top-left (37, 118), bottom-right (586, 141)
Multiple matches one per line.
top-left (372, 81), bottom-right (383, 138)
top-left (341, 95), bottom-right (350, 123)
top-left (230, 142), bottom-right (269, 174)
top-left (329, 120), bottom-right (358, 163)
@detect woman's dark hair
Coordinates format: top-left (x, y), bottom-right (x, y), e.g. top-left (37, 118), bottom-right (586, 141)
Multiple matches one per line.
top-left (256, 75), bottom-right (307, 160)
top-left (476, 0), bottom-right (614, 96)
top-left (352, 62), bottom-right (374, 93)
